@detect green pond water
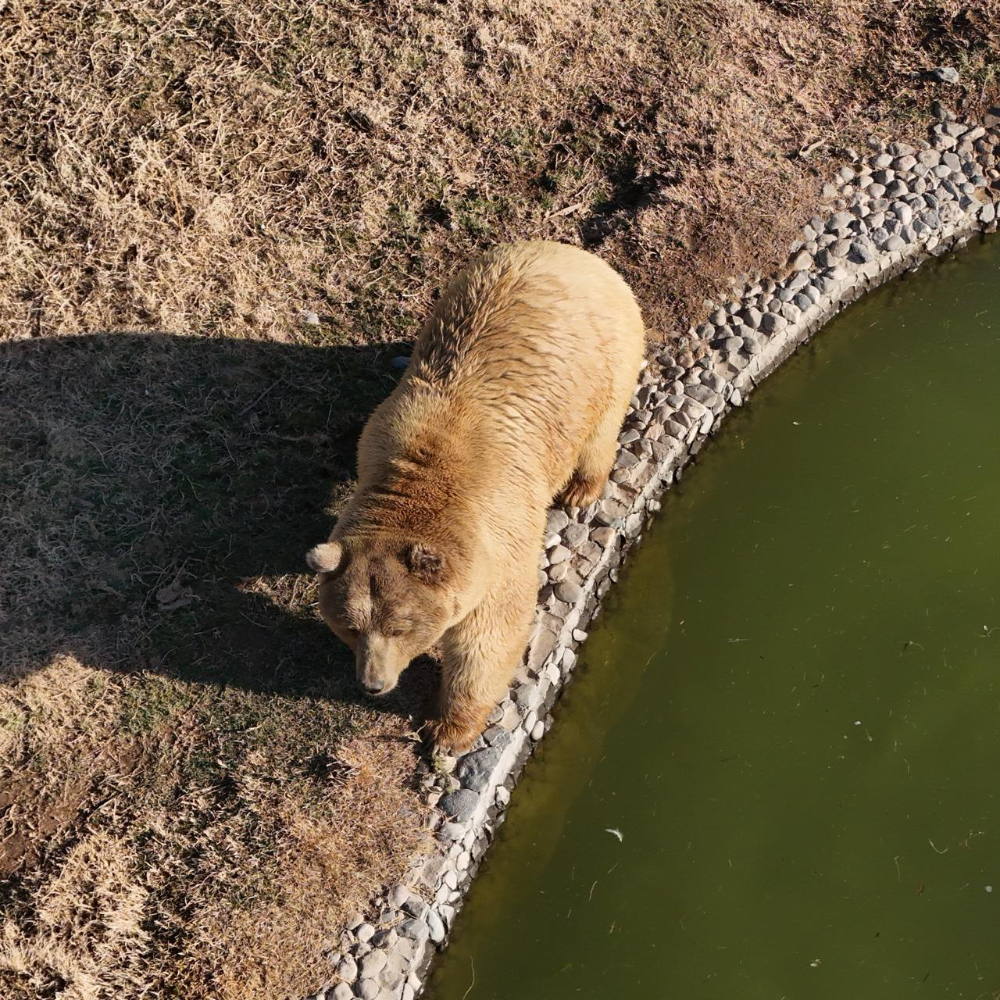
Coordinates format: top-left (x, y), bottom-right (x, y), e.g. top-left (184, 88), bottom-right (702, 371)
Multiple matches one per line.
top-left (426, 235), bottom-right (1000, 1000)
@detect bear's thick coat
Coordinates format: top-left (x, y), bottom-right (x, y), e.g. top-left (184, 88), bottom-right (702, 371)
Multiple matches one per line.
top-left (308, 241), bottom-right (644, 753)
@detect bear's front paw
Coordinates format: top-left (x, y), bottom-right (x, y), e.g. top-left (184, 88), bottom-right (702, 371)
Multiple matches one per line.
top-left (559, 472), bottom-right (605, 510)
top-left (428, 717), bottom-right (480, 757)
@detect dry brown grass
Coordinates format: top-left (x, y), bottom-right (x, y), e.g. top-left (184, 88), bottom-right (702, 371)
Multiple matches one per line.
top-left (1, 1), bottom-right (998, 998)
top-left (0, 334), bottom-right (432, 998)
top-left (1, 1), bottom-right (997, 343)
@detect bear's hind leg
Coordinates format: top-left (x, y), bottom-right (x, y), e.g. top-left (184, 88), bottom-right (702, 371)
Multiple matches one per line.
top-left (559, 404), bottom-right (626, 509)
top-left (430, 578), bottom-right (536, 756)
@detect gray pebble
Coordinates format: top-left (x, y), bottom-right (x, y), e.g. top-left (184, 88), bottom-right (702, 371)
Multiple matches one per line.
top-left (684, 384), bottom-right (717, 405)
top-left (546, 509), bottom-right (569, 533)
top-left (827, 211), bottom-right (854, 233)
top-left (779, 301), bottom-right (801, 323)
top-left (789, 248), bottom-right (812, 269)
top-left (547, 544), bottom-right (571, 565)
top-left (554, 580), bottom-right (584, 604)
top-left (402, 895), bottom-right (429, 919)
top-left (372, 914), bottom-right (399, 948)
top-left (360, 951), bottom-right (388, 979)
top-left (399, 918), bottom-right (430, 943)
top-left (482, 725), bottom-right (512, 749)
top-left (356, 923), bottom-right (375, 944)
top-left (356, 979), bottom-right (380, 1000)
top-left (591, 525), bottom-right (616, 546)
top-left (929, 66), bottom-right (959, 84)
top-left (892, 202), bottom-right (913, 226)
top-left (439, 789), bottom-right (478, 823)
top-left (849, 240), bottom-right (874, 263)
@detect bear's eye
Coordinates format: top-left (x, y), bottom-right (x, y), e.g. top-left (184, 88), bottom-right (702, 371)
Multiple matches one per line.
top-left (383, 622), bottom-right (410, 638)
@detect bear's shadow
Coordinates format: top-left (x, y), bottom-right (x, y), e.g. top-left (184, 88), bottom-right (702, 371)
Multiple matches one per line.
top-left (0, 331), bottom-right (436, 720)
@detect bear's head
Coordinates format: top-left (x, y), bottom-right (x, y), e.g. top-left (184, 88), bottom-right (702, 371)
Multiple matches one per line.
top-left (306, 534), bottom-right (463, 696)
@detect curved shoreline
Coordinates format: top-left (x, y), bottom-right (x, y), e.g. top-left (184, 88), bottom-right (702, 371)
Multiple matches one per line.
top-left (315, 110), bottom-right (1000, 1000)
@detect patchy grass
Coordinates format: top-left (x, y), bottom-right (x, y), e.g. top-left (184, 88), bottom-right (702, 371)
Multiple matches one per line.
top-left (0, 335), bottom-right (432, 999)
top-left (1, 1), bottom-right (998, 998)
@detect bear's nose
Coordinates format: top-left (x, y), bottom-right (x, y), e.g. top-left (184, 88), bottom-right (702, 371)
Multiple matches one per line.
top-left (362, 681), bottom-right (384, 696)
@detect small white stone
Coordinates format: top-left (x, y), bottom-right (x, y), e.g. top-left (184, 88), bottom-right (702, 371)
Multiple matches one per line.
top-left (360, 950), bottom-right (388, 979)
top-left (356, 979), bottom-right (380, 1000)
top-left (426, 909), bottom-right (446, 944)
top-left (336, 955), bottom-right (357, 982)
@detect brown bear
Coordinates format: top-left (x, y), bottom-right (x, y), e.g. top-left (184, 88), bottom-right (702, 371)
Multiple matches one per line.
top-left (307, 241), bottom-right (644, 754)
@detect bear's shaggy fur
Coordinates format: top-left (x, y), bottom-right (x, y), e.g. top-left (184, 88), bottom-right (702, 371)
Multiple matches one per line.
top-left (307, 241), bottom-right (644, 754)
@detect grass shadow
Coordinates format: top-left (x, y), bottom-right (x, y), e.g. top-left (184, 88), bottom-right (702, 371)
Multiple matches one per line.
top-left (0, 331), bottom-right (435, 718)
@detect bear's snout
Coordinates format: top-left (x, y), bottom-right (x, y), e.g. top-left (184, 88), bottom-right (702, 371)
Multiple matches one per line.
top-left (354, 634), bottom-right (404, 696)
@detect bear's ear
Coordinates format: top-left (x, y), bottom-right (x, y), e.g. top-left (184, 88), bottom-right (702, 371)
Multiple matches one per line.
top-left (306, 541), bottom-right (344, 574)
top-left (404, 542), bottom-right (448, 585)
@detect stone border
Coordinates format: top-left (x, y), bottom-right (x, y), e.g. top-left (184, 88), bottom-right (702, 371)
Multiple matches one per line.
top-left (312, 108), bottom-right (1000, 1000)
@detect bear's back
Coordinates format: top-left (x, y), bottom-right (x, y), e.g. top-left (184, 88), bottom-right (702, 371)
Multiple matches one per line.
top-left (407, 241), bottom-right (642, 403)
top-left (357, 241), bottom-right (644, 520)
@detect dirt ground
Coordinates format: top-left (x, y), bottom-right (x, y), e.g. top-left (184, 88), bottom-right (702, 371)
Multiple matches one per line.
top-left (1, 2), bottom-right (998, 998)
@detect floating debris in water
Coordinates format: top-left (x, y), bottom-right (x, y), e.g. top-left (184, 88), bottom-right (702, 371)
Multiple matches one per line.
top-left (604, 828), bottom-right (623, 842)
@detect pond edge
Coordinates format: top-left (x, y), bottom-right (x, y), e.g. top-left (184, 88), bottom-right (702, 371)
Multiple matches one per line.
top-left (317, 111), bottom-right (1000, 1000)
